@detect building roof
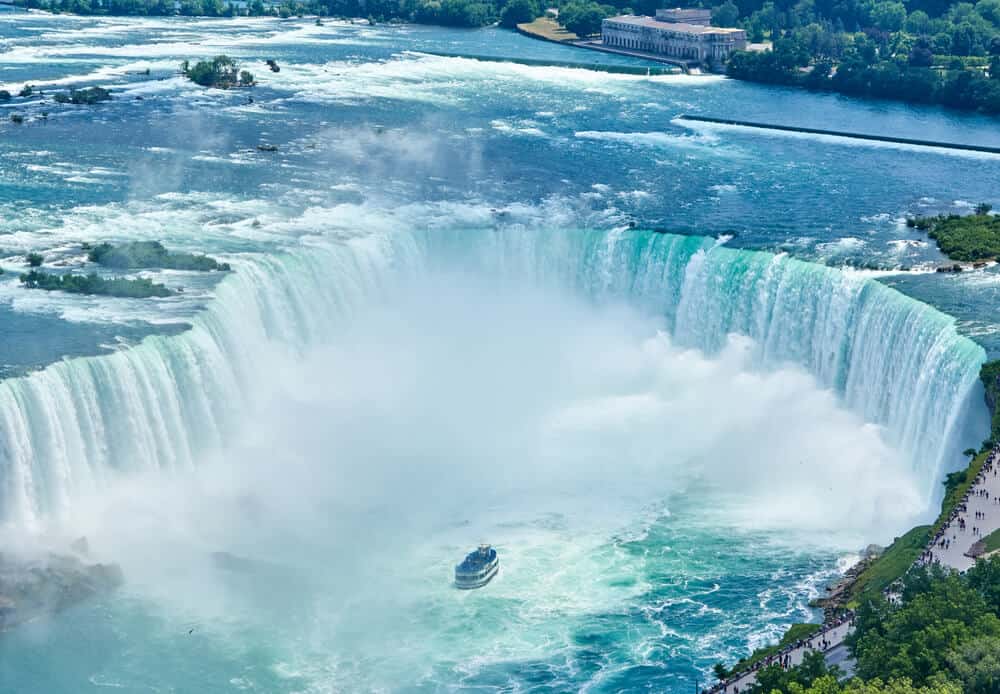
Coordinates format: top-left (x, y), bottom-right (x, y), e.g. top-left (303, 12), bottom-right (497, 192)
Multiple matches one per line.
top-left (656, 8), bottom-right (712, 19)
top-left (603, 15), bottom-right (746, 34)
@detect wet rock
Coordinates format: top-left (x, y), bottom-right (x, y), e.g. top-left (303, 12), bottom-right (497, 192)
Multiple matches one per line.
top-left (0, 550), bottom-right (123, 632)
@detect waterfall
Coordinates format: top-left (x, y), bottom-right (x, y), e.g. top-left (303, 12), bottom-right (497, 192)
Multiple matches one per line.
top-left (0, 228), bottom-right (985, 526)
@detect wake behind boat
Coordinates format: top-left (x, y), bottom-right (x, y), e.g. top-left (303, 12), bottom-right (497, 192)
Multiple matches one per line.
top-left (455, 545), bottom-right (499, 589)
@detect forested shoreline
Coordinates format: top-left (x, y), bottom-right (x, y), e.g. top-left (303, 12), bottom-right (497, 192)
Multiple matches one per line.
top-left (723, 0), bottom-right (1000, 113)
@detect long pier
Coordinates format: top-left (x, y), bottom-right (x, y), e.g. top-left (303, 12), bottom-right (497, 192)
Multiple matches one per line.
top-left (678, 114), bottom-right (1000, 155)
top-left (412, 51), bottom-right (679, 76)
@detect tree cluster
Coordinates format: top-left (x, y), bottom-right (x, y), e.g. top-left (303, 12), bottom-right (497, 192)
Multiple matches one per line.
top-left (86, 241), bottom-right (231, 271)
top-left (181, 56), bottom-right (254, 88)
top-left (19, 270), bottom-right (174, 298)
top-left (723, 0), bottom-right (1000, 112)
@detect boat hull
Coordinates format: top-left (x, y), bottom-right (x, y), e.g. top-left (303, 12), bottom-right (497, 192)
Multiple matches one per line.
top-left (455, 561), bottom-right (499, 590)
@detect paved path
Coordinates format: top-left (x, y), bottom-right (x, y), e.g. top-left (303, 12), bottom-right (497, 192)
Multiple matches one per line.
top-left (704, 618), bottom-right (854, 694)
top-left (919, 450), bottom-right (1000, 572)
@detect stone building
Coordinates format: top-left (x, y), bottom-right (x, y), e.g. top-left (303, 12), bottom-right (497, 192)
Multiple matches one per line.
top-left (601, 10), bottom-right (747, 67)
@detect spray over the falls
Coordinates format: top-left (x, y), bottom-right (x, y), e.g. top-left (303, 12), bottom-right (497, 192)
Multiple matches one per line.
top-left (0, 228), bottom-right (986, 527)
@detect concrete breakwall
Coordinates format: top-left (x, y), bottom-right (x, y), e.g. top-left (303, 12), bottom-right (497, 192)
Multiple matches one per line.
top-left (679, 114), bottom-right (1000, 154)
top-left (413, 50), bottom-right (679, 75)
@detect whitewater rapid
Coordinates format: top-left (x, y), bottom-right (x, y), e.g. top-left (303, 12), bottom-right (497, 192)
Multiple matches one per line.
top-left (0, 227), bottom-right (985, 527)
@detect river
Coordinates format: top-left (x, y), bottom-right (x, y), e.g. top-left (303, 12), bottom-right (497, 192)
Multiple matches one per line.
top-left (0, 15), bottom-right (998, 692)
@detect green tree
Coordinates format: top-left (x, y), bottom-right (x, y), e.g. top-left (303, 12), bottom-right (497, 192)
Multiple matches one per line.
top-left (945, 636), bottom-right (1000, 694)
top-left (869, 1), bottom-right (906, 31)
top-left (498, 0), bottom-right (539, 26)
top-left (559, 1), bottom-right (612, 36)
top-left (713, 0), bottom-right (740, 26)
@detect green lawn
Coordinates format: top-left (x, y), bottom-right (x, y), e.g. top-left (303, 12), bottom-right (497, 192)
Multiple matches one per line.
top-left (847, 525), bottom-right (931, 605)
top-left (516, 16), bottom-right (578, 42)
top-left (983, 528), bottom-right (1000, 555)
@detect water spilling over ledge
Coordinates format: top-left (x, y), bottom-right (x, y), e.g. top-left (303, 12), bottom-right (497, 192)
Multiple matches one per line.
top-left (0, 228), bottom-right (986, 527)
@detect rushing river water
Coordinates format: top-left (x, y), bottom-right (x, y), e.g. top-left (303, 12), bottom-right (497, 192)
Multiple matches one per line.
top-left (1, 13), bottom-right (999, 693)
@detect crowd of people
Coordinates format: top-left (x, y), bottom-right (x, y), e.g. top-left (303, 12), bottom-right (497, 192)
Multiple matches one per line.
top-left (703, 614), bottom-right (855, 694)
top-left (919, 446), bottom-right (999, 567)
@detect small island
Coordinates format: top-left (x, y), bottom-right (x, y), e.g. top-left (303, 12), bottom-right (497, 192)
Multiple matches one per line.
top-left (20, 270), bottom-right (174, 298)
top-left (52, 86), bottom-right (112, 105)
top-left (181, 56), bottom-right (254, 89)
top-left (86, 240), bottom-right (231, 271)
top-left (907, 204), bottom-right (999, 262)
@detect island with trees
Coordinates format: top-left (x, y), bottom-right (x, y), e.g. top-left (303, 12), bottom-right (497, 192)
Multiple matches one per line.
top-left (52, 86), bottom-right (113, 105)
top-left (182, 56), bottom-right (255, 88)
top-left (86, 240), bottom-right (232, 271)
top-left (19, 270), bottom-right (175, 298)
top-left (907, 204), bottom-right (1000, 261)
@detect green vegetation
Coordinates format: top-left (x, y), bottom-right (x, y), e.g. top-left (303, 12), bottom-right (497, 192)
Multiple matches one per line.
top-left (181, 56), bottom-right (254, 89)
top-left (557, 1), bottom-right (616, 36)
top-left (26, 253), bottom-right (44, 267)
top-left (725, 0), bottom-right (1000, 113)
top-left (52, 86), bottom-right (112, 105)
top-left (847, 525), bottom-right (932, 604)
top-left (501, 0), bottom-right (541, 27)
top-left (515, 15), bottom-right (580, 40)
top-left (849, 563), bottom-right (1000, 690)
top-left (907, 207), bottom-right (1000, 261)
top-left (87, 241), bottom-right (231, 271)
top-left (19, 270), bottom-right (174, 298)
top-left (982, 527), bottom-right (1000, 553)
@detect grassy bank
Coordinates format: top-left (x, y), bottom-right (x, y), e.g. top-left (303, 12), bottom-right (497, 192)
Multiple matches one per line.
top-left (846, 525), bottom-right (931, 605)
top-left (516, 16), bottom-right (578, 42)
top-left (717, 622), bottom-right (820, 677)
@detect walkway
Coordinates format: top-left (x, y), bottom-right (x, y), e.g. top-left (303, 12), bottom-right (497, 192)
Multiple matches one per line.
top-left (919, 449), bottom-right (1000, 572)
top-left (704, 617), bottom-right (854, 694)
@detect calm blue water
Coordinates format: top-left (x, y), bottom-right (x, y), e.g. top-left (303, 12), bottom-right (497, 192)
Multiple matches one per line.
top-left (1, 14), bottom-right (999, 693)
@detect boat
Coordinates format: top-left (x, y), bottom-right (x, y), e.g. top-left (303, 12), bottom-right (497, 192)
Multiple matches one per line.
top-left (454, 544), bottom-right (499, 589)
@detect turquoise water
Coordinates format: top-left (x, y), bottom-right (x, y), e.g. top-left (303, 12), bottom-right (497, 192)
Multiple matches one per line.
top-left (0, 15), bottom-right (998, 693)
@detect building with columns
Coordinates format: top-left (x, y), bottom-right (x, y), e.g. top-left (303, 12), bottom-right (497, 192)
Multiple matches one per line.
top-left (601, 10), bottom-right (747, 67)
